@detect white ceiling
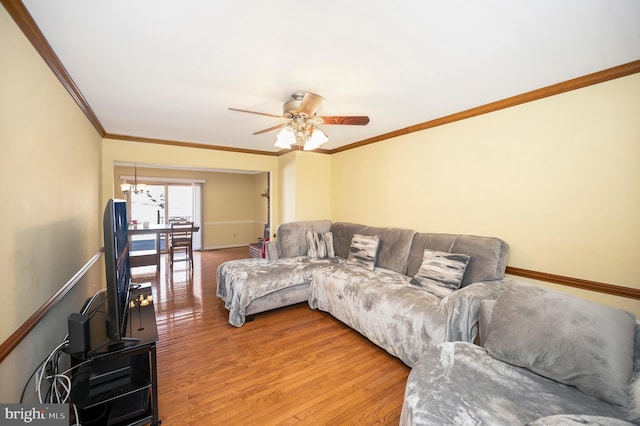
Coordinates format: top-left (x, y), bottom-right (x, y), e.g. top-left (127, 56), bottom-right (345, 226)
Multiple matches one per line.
top-left (21, 0), bottom-right (640, 153)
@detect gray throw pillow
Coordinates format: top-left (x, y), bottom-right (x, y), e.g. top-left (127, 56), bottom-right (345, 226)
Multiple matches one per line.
top-left (409, 249), bottom-right (471, 297)
top-left (485, 281), bottom-right (636, 406)
top-left (346, 234), bottom-right (379, 271)
top-left (306, 231), bottom-right (335, 259)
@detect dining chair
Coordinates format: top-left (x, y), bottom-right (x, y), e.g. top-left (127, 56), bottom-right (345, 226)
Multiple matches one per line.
top-left (169, 221), bottom-right (194, 270)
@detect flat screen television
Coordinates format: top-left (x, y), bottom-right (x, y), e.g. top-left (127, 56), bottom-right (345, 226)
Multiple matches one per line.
top-left (103, 199), bottom-right (132, 341)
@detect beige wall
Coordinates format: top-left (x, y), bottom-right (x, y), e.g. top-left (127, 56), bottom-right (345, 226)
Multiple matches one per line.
top-left (253, 172), bottom-right (269, 238)
top-left (201, 171), bottom-right (262, 248)
top-left (103, 139), bottom-right (280, 248)
top-left (0, 6), bottom-right (103, 401)
top-left (276, 151), bottom-right (332, 225)
top-left (3, 0), bottom-right (638, 404)
top-left (295, 151), bottom-right (332, 220)
top-left (278, 152), bottom-right (297, 224)
top-left (113, 165), bottom-right (269, 248)
top-left (331, 73), bottom-right (640, 316)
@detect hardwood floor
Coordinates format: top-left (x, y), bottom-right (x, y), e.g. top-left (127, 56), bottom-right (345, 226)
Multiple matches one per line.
top-left (134, 248), bottom-right (410, 425)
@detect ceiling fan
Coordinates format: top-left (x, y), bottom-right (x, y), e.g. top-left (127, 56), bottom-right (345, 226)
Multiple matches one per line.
top-left (229, 92), bottom-right (369, 150)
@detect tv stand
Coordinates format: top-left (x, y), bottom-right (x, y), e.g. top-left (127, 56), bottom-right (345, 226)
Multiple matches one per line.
top-left (88, 336), bottom-right (140, 358)
top-left (69, 285), bottom-right (160, 425)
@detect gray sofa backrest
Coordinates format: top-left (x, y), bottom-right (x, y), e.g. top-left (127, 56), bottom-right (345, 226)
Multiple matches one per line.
top-left (330, 222), bottom-right (367, 259)
top-left (634, 321), bottom-right (640, 377)
top-left (330, 222), bottom-right (416, 275)
top-left (407, 233), bottom-right (509, 286)
top-left (361, 226), bottom-right (416, 274)
top-left (276, 220), bottom-right (332, 258)
top-left (277, 221), bottom-right (509, 285)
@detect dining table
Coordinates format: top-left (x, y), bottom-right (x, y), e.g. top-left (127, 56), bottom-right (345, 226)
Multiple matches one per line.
top-left (128, 223), bottom-right (200, 270)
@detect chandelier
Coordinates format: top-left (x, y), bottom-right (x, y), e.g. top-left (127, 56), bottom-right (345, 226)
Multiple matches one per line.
top-left (120, 164), bottom-right (149, 195)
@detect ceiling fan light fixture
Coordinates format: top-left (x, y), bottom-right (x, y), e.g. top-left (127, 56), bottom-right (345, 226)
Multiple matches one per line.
top-left (233, 91), bottom-right (369, 151)
top-left (275, 125), bottom-right (295, 149)
top-left (304, 127), bottom-right (328, 150)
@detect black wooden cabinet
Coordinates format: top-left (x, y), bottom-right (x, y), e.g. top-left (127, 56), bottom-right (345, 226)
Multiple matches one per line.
top-left (69, 286), bottom-right (159, 425)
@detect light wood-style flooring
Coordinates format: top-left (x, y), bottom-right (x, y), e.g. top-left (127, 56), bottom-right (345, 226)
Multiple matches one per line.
top-left (135, 248), bottom-right (410, 425)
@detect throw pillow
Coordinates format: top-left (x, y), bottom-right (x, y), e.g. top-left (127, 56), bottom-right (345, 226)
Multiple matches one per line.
top-left (306, 231), bottom-right (335, 259)
top-left (484, 281), bottom-right (636, 406)
top-left (346, 234), bottom-right (379, 271)
top-left (409, 249), bottom-right (471, 298)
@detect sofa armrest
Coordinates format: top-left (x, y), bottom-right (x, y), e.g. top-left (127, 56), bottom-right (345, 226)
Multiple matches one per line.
top-left (265, 240), bottom-right (279, 260)
top-left (439, 279), bottom-right (507, 342)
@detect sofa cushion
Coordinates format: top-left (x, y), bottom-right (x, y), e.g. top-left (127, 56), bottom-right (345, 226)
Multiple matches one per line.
top-left (484, 281), bottom-right (636, 406)
top-left (630, 376), bottom-right (640, 422)
top-left (306, 231), bottom-right (335, 259)
top-left (360, 226), bottom-right (416, 274)
top-left (216, 256), bottom-right (344, 326)
top-left (346, 234), bottom-right (379, 271)
top-left (310, 265), bottom-right (498, 367)
top-left (407, 233), bottom-right (509, 286)
top-left (409, 249), bottom-right (470, 297)
top-left (402, 342), bottom-right (634, 425)
top-left (330, 222), bottom-right (367, 259)
top-left (276, 220), bottom-right (332, 258)
top-left (477, 299), bottom-right (495, 347)
top-left (629, 319), bottom-right (640, 422)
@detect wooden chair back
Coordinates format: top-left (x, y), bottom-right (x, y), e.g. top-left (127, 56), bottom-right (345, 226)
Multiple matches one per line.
top-left (169, 221), bottom-right (194, 269)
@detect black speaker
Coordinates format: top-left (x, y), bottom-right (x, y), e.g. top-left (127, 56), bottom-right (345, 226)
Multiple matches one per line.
top-left (68, 313), bottom-right (90, 354)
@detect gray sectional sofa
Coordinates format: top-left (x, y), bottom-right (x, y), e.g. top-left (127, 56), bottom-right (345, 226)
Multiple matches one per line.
top-left (401, 281), bottom-right (640, 425)
top-left (216, 220), bottom-right (509, 366)
top-left (216, 220), bottom-right (336, 327)
top-left (216, 220), bottom-right (640, 424)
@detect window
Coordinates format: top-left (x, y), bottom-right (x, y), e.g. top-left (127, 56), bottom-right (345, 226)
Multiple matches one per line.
top-left (129, 184), bottom-right (200, 252)
top-left (167, 185), bottom-right (193, 222)
top-left (130, 185), bottom-right (165, 225)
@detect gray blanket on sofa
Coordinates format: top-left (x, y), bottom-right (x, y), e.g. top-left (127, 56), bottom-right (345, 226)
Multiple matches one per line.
top-left (400, 342), bottom-right (636, 425)
top-left (308, 263), bottom-right (502, 367)
top-left (216, 256), bottom-right (344, 326)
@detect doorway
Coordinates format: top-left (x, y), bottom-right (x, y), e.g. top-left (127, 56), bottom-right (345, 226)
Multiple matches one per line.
top-left (129, 183), bottom-right (202, 252)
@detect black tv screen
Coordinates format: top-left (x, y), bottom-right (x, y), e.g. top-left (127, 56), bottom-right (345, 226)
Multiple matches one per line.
top-left (103, 199), bottom-right (131, 341)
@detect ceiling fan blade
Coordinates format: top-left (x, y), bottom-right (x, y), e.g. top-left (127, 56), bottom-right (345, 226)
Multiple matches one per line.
top-left (252, 123), bottom-right (285, 135)
top-left (228, 107), bottom-right (282, 118)
top-left (298, 92), bottom-right (326, 117)
top-left (317, 116), bottom-right (370, 125)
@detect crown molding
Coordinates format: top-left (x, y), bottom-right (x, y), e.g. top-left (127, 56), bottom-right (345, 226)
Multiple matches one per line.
top-left (105, 133), bottom-right (280, 156)
top-left (5, 1), bottom-right (638, 156)
top-left (2, 0), bottom-right (106, 136)
top-left (110, 60), bottom-right (640, 155)
top-left (331, 60), bottom-right (640, 153)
